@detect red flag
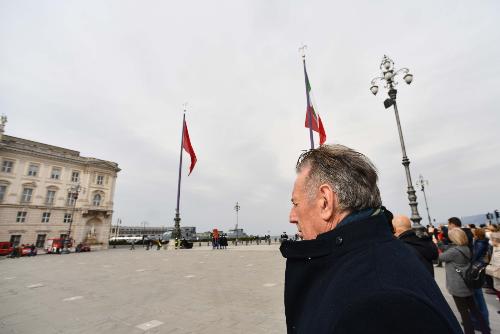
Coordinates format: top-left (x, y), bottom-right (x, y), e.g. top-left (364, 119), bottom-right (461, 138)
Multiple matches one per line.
top-left (304, 62), bottom-right (327, 146)
top-left (182, 120), bottom-right (197, 175)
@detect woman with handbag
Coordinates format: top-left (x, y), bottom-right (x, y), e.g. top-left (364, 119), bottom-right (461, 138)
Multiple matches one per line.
top-left (439, 228), bottom-right (490, 334)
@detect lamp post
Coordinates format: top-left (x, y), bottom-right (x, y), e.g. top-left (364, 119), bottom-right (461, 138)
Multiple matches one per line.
top-left (63, 184), bottom-right (81, 254)
top-left (370, 55), bottom-right (422, 227)
top-left (416, 175), bottom-right (432, 226)
top-left (234, 202), bottom-right (240, 246)
top-left (141, 221), bottom-right (148, 247)
top-left (113, 218), bottom-right (121, 248)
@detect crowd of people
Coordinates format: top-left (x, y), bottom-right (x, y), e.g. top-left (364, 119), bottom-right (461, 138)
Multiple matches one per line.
top-left (429, 220), bottom-right (500, 334)
top-left (211, 234), bottom-right (228, 249)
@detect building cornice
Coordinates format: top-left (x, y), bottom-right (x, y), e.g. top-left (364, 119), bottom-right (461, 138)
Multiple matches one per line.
top-left (0, 135), bottom-right (120, 173)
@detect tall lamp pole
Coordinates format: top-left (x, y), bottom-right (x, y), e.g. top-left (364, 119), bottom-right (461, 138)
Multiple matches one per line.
top-left (63, 184), bottom-right (81, 254)
top-left (370, 55), bottom-right (422, 227)
top-left (416, 175), bottom-right (432, 226)
top-left (141, 221), bottom-right (148, 247)
top-left (113, 218), bottom-right (121, 248)
top-left (234, 202), bottom-right (240, 246)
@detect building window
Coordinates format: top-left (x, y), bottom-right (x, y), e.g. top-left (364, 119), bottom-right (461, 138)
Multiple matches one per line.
top-left (21, 187), bottom-right (33, 202)
top-left (0, 185), bottom-right (6, 201)
top-left (93, 194), bottom-right (101, 206)
top-left (16, 211), bottom-right (27, 223)
top-left (27, 164), bottom-right (39, 177)
top-left (63, 213), bottom-right (72, 223)
top-left (46, 190), bottom-right (56, 205)
top-left (1, 160), bottom-right (14, 173)
top-left (67, 192), bottom-right (76, 206)
top-left (10, 235), bottom-right (21, 247)
top-left (41, 212), bottom-right (51, 223)
top-left (36, 234), bottom-right (46, 248)
top-left (50, 167), bottom-right (61, 180)
top-left (71, 171), bottom-right (80, 183)
top-left (96, 175), bottom-right (104, 185)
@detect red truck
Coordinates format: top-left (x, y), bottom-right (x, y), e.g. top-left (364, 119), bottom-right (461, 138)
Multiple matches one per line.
top-left (45, 238), bottom-right (73, 254)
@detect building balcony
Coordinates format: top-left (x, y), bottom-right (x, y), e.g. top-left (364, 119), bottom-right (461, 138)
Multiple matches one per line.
top-left (81, 205), bottom-right (113, 217)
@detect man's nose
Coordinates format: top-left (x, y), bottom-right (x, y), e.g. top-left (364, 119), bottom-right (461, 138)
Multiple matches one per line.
top-left (289, 208), bottom-right (298, 225)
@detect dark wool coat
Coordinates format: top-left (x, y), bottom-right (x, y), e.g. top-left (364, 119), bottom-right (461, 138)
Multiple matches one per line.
top-left (398, 229), bottom-right (439, 277)
top-left (280, 213), bottom-right (462, 334)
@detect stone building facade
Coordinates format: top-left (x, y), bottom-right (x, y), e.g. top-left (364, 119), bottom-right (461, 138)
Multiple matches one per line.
top-left (0, 119), bottom-right (120, 249)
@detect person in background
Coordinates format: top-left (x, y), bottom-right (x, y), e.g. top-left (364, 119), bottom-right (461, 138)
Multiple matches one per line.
top-left (435, 225), bottom-right (450, 267)
top-left (29, 244), bottom-right (36, 256)
top-left (471, 228), bottom-right (490, 330)
top-left (448, 217), bottom-right (473, 253)
top-left (485, 232), bottom-right (500, 313)
top-left (439, 228), bottom-right (490, 334)
top-left (392, 215), bottom-right (438, 277)
top-left (484, 225), bottom-right (499, 294)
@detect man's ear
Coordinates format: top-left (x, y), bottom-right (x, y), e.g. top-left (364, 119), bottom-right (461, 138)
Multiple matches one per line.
top-left (318, 184), bottom-right (336, 221)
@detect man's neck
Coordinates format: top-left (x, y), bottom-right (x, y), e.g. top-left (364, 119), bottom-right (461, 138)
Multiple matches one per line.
top-left (325, 210), bottom-right (352, 232)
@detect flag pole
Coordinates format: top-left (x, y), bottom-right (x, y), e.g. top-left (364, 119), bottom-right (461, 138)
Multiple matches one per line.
top-left (173, 106), bottom-right (186, 241)
top-left (301, 50), bottom-right (315, 149)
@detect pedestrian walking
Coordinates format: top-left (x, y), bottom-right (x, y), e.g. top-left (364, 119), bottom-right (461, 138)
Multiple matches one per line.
top-left (130, 240), bottom-right (135, 250)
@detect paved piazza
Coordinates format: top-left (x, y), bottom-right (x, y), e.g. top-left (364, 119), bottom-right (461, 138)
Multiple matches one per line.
top-left (1, 244), bottom-right (499, 333)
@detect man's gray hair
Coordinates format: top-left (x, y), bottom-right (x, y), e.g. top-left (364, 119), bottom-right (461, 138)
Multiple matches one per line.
top-left (296, 144), bottom-right (382, 211)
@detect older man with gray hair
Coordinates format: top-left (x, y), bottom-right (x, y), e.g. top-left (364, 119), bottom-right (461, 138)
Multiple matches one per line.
top-left (280, 144), bottom-right (461, 334)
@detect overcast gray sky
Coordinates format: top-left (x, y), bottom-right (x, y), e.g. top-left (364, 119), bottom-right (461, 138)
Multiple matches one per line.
top-left (1, 1), bottom-right (499, 234)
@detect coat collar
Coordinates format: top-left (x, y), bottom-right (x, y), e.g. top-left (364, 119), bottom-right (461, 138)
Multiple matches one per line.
top-left (397, 229), bottom-right (416, 240)
top-left (280, 213), bottom-right (394, 260)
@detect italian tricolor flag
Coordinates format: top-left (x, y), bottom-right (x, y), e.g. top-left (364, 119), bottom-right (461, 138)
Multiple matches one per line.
top-left (303, 61), bottom-right (327, 146)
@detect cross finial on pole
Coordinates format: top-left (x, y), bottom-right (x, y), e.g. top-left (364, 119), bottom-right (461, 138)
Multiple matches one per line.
top-left (299, 44), bottom-right (307, 59)
top-left (182, 102), bottom-right (188, 113)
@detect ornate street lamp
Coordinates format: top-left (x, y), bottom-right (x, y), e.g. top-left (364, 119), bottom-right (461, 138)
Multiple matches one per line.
top-left (370, 55), bottom-right (422, 226)
top-left (234, 202), bottom-right (240, 246)
top-left (112, 218), bottom-right (122, 248)
top-left (416, 175), bottom-right (432, 226)
top-left (62, 183), bottom-right (82, 254)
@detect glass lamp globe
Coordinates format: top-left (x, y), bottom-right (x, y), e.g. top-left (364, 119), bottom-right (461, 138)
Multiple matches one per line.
top-left (403, 73), bottom-right (413, 84)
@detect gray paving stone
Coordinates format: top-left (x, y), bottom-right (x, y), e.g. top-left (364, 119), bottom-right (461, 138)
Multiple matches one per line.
top-left (0, 245), bottom-right (498, 333)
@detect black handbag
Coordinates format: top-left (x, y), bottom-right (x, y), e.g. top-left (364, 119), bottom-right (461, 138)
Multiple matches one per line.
top-left (454, 248), bottom-right (486, 289)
